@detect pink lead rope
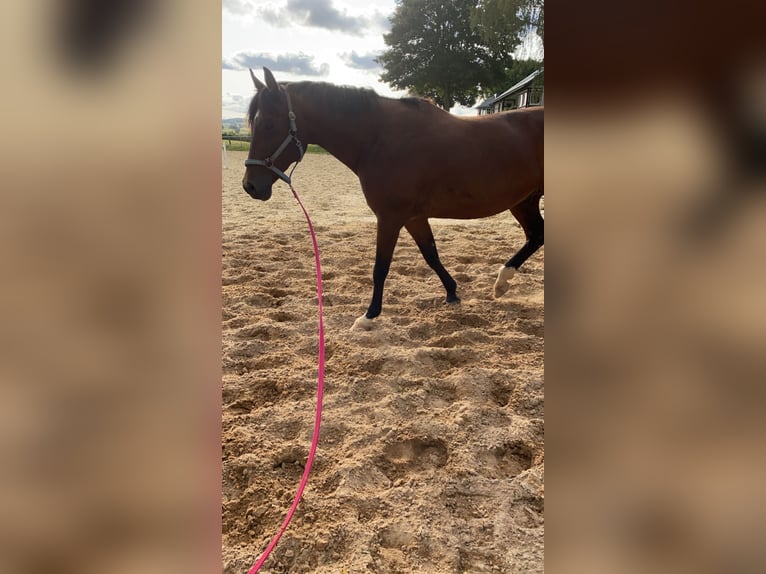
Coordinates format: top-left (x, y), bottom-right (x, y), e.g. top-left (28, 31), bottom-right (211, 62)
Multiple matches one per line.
top-left (248, 183), bottom-right (325, 573)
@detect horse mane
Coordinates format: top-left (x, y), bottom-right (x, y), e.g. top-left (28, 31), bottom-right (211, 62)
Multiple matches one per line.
top-left (286, 82), bottom-right (381, 116)
top-left (247, 94), bottom-right (259, 127)
top-left (248, 81), bottom-right (437, 125)
top-left (400, 96), bottom-right (438, 108)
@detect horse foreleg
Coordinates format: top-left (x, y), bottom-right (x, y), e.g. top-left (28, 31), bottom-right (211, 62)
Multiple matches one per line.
top-left (351, 218), bottom-right (402, 331)
top-left (404, 217), bottom-right (459, 304)
top-left (494, 191), bottom-right (544, 298)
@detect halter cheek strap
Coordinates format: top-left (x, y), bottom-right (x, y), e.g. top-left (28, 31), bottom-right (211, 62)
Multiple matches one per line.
top-left (244, 90), bottom-right (305, 184)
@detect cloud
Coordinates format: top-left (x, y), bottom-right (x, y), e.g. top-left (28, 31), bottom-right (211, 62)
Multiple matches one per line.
top-left (369, 10), bottom-right (392, 32)
top-left (257, 0), bottom-right (390, 36)
top-left (222, 0), bottom-right (254, 16)
top-left (287, 0), bottom-right (364, 34)
top-left (222, 51), bottom-right (330, 77)
top-left (222, 93), bottom-right (249, 115)
top-left (339, 51), bottom-right (383, 72)
top-left (259, 6), bottom-right (291, 27)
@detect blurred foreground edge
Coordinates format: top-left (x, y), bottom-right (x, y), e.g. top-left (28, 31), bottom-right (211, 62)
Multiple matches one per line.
top-left (546, 1), bottom-right (766, 573)
top-left (0, 2), bottom-right (221, 574)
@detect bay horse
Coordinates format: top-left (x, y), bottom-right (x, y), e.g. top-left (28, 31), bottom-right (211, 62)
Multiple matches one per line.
top-left (242, 67), bottom-right (543, 330)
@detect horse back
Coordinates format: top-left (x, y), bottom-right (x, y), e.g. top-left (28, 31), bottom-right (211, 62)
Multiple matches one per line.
top-left (496, 106), bottom-right (543, 165)
top-left (359, 102), bottom-right (543, 218)
top-left (465, 106), bottom-right (543, 181)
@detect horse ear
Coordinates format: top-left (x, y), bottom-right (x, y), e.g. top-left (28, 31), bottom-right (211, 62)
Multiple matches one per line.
top-left (250, 68), bottom-right (266, 91)
top-left (263, 67), bottom-right (279, 92)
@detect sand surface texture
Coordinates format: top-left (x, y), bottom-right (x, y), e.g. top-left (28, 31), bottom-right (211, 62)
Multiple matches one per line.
top-left (222, 152), bottom-right (544, 573)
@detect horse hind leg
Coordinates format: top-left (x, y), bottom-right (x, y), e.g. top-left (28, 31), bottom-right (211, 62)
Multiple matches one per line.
top-left (494, 191), bottom-right (544, 298)
top-left (405, 217), bottom-right (460, 304)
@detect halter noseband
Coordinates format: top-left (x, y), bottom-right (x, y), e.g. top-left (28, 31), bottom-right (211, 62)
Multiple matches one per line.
top-left (244, 89), bottom-right (304, 184)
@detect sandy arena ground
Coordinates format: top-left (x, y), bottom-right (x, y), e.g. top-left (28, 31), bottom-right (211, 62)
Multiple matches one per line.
top-left (222, 151), bottom-right (544, 573)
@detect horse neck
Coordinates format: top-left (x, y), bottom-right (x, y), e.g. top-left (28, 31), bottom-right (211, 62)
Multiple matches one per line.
top-left (293, 95), bottom-right (378, 175)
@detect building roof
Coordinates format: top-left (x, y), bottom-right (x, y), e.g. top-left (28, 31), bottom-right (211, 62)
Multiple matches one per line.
top-left (476, 68), bottom-right (544, 109)
top-left (476, 95), bottom-right (497, 109)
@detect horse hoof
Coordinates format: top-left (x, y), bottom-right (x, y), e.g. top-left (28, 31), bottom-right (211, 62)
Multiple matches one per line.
top-left (493, 283), bottom-right (510, 298)
top-left (446, 294), bottom-right (461, 304)
top-left (351, 314), bottom-right (375, 331)
top-left (493, 266), bottom-right (516, 298)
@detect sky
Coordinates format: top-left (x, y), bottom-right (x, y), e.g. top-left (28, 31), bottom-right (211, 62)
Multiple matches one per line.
top-left (221, 0), bottom-right (542, 119)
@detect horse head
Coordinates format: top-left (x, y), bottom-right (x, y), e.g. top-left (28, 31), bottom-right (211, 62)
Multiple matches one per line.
top-left (242, 67), bottom-right (304, 201)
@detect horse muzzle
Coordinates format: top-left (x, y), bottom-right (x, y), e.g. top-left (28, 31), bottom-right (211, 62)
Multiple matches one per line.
top-left (242, 178), bottom-right (273, 201)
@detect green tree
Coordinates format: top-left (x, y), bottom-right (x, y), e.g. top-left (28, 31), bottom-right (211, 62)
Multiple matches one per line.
top-left (378, 0), bottom-right (508, 110)
top-left (472, 0), bottom-right (543, 51)
top-left (532, 0), bottom-right (544, 44)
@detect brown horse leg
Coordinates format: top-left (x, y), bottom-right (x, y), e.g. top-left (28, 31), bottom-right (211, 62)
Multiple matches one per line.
top-left (494, 191), bottom-right (545, 298)
top-left (404, 217), bottom-right (459, 304)
top-left (351, 217), bottom-right (402, 330)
